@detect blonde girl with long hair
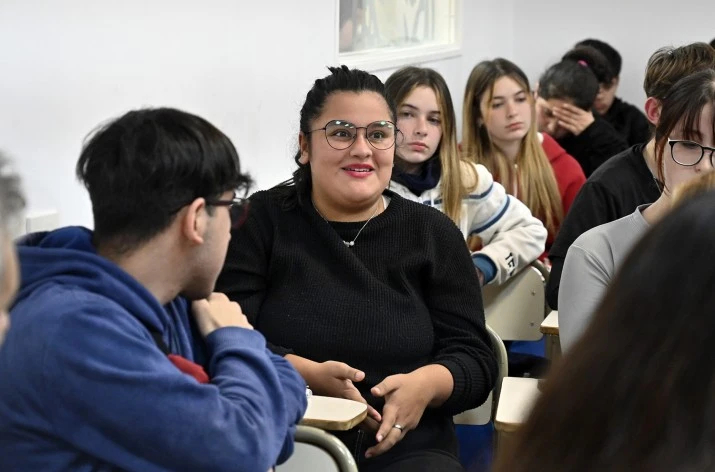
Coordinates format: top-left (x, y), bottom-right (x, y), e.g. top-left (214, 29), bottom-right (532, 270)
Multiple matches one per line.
top-left (462, 58), bottom-right (585, 253)
top-left (386, 66), bottom-right (546, 285)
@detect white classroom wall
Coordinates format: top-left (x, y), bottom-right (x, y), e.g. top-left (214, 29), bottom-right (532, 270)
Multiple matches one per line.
top-left (1, 0), bottom-right (711, 227)
top-left (511, 0), bottom-right (713, 112)
top-left (0, 0), bottom-right (512, 228)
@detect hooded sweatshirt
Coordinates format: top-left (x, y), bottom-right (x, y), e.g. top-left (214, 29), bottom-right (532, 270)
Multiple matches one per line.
top-left (0, 226), bottom-right (307, 472)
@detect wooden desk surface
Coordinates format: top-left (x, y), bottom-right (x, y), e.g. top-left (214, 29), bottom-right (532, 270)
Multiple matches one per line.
top-left (494, 377), bottom-right (540, 433)
top-left (540, 310), bottom-right (559, 335)
top-left (300, 396), bottom-right (368, 431)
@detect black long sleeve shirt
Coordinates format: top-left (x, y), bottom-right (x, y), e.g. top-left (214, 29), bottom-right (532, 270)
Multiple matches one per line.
top-left (216, 187), bottom-right (498, 464)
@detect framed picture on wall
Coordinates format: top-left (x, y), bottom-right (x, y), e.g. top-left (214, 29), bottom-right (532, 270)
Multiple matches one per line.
top-left (337, 0), bottom-right (462, 71)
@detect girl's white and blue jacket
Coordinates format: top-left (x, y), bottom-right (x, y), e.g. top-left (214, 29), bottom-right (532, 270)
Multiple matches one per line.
top-left (390, 163), bottom-right (547, 285)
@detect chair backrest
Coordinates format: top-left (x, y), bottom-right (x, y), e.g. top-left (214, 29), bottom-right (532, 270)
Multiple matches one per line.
top-left (483, 263), bottom-right (546, 341)
top-left (277, 425), bottom-right (358, 472)
top-left (453, 324), bottom-right (509, 425)
top-left (530, 259), bottom-right (550, 286)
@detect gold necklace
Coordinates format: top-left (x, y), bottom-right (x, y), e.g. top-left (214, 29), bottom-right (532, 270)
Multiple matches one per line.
top-left (313, 199), bottom-right (382, 247)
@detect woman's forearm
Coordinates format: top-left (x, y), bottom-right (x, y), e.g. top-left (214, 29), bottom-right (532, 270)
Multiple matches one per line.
top-left (412, 364), bottom-right (454, 407)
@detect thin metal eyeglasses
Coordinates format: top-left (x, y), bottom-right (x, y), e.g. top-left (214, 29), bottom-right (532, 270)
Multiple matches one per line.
top-left (668, 138), bottom-right (715, 167)
top-left (205, 195), bottom-right (250, 229)
top-left (308, 119), bottom-right (403, 150)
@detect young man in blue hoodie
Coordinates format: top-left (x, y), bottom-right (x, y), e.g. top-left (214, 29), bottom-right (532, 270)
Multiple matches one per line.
top-left (0, 154), bottom-right (25, 344)
top-left (0, 108), bottom-right (308, 471)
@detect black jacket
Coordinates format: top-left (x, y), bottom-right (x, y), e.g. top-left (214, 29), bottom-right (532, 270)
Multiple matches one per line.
top-left (604, 97), bottom-right (651, 147)
top-left (557, 117), bottom-right (629, 177)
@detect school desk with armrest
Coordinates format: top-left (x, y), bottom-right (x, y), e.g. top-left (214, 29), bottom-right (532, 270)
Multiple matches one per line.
top-left (530, 259), bottom-right (551, 286)
top-left (483, 263), bottom-right (547, 342)
top-left (300, 396), bottom-right (367, 431)
top-left (540, 310), bottom-right (561, 361)
top-left (494, 377), bottom-right (540, 454)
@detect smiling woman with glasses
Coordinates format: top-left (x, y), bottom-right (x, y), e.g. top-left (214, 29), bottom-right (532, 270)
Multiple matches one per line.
top-left (557, 68), bottom-right (715, 353)
top-left (216, 65), bottom-right (498, 472)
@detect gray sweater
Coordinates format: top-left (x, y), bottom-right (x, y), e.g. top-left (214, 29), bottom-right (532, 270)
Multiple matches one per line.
top-left (558, 206), bottom-right (650, 351)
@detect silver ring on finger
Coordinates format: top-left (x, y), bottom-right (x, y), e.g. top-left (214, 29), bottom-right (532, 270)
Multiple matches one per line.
top-left (392, 424), bottom-right (404, 432)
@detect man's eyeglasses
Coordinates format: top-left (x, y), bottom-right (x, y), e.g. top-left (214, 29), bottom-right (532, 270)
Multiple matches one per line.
top-left (205, 195), bottom-right (250, 229)
top-left (668, 139), bottom-right (715, 167)
top-left (308, 119), bottom-right (403, 150)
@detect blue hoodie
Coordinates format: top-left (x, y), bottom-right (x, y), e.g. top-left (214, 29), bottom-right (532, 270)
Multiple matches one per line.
top-left (0, 227), bottom-right (307, 472)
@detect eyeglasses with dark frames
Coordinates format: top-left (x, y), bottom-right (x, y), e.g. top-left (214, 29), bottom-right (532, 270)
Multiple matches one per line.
top-left (205, 194), bottom-right (250, 229)
top-left (308, 119), bottom-right (403, 150)
top-left (668, 138), bottom-right (715, 167)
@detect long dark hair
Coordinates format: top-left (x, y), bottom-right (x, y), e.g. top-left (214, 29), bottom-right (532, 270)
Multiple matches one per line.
top-left (492, 189), bottom-right (715, 472)
top-left (276, 65), bottom-right (396, 208)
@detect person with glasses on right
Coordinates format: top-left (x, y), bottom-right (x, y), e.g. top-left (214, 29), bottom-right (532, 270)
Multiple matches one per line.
top-left (492, 171), bottom-right (715, 472)
top-left (545, 42), bottom-right (715, 312)
top-left (217, 65), bottom-right (498, 472)
top-left (558, 68), bottom-right (715, 352)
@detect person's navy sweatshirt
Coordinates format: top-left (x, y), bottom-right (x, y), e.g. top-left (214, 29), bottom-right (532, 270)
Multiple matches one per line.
top-left (0, 226), bottom-right (307, 472)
